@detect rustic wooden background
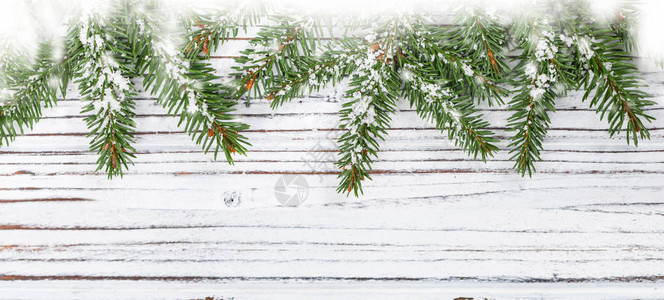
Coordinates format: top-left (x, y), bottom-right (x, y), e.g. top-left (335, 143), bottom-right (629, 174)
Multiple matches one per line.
top-left (1, 21), bottom-right (664, 299)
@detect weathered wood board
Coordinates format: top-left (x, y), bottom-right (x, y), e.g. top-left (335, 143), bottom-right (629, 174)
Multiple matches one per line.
top-left (1, 32), bottom-right (664, 299)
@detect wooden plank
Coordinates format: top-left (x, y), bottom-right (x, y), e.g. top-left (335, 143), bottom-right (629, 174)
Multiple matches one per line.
top-left (1, 280), bottom-right (662, 299)
top-left (1, 17), bottom-right (664, 299)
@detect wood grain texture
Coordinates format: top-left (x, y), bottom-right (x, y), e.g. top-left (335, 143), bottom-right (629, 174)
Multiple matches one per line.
top-left (0, 37), bottom-right (663, 299)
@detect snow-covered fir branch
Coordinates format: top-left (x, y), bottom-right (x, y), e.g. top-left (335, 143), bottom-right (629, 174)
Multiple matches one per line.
top-left (403, 65), bottom-right (497, 159)
top-left (0, 43), bottom-right (65, 147)
top-left (337, 37), bottom-right (399, 195)
top-left (408, 26), bottom-right (506, 106)
top-left (234, 22), bottom-right (305, 102)
top-left (232, 14), bottom-right (339, 105)
top-left (0, 0), bottom-right (655, 196)
top-left (267, 47), bottom-right (352, 108)
top-left (137, 7), bottom-right (250, 163)
top-left (78, 14), bottom-right (133, 120)
top-left (576, 34), bottom-right (653, 144)
top-left (454, 5), bottom-right (508, 77)
top-left (75, 10), bottom-right (138, 177)
top-left (556, 2), bottom-right (653, 145)
top-left (507, 18), bottom-right (570, 176)
top-left (185, 4), bottom-right (260, 58)
top-left (153, 39), bottom-right (215, 122)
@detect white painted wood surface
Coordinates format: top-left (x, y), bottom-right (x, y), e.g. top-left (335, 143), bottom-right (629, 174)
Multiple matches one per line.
top-left (1, 35), bottom-right (664, 299)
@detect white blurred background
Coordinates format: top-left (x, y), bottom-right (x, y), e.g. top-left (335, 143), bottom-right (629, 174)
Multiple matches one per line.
top-left (0, 0), bottom-right (662, 60)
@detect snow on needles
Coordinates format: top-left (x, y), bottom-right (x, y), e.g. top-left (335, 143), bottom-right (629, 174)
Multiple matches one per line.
top-left (79, 12), bottom-right (132, 120)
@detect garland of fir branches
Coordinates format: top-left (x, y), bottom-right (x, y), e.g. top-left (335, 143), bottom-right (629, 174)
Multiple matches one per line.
top-left (0, 0), bottom-right (657, 196)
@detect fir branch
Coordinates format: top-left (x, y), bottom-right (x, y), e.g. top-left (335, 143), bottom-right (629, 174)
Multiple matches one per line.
top-left (184, 5), bottom-right (261, 59)
top-left (399, 23), bottom-right (500, 161)
top-left (410, 24), bottom-right (508, 104)
top-left (405, 70), bottom-right (498, 160)
top-left (561, 1), bottom-right (655, 145)
top-left (336, 22), bottom-right (401, 196)
top-left (232, 16), bottom-right (328, 104)
top-left (0, 43), bottom-right (71, 147)
top-left (580, 31), bottom-right (654, 145)
top-left (507, 18), bottom-right (574, 176)
top-left (259, 16), bottom-right (505, 195)
top-left (451, 6), bottom-right (510, 79)
top-left (400, 57), bottom-right (498, 162)
top-left (0, 1), bottom-right (658, 195)
top-left (610, 2), bottom-right (639, 52)
top-left (267, 42), bottom-right (364, 108)
top-left (71, 11), bottom-right (138, 178)
top-left (136, 4), bottom-right (250, 162)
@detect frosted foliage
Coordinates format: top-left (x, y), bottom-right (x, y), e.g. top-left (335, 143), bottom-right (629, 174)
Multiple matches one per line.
top-left (526, 25), bottom-right (563, 101)
top-left (534, 30), bottom-right (558, 61)
top-left (152, 39), bottom-right (211, 121)
top-left (344, 48), bottom-right (387, 132)
top-left (409, 71), bottom-right (461, 129)
top-left (525, 62), bottom-right (538, 80)
top-left (348, 96), bottom-right (376, 127)
top-left (559, 34), bottom-right (596, 66)
top-left (461, 62), bottom-right (474, 76)
top-left (185, 92), bottom-right (198, 114)
top-left (577, 37), bottom-right (595, 62)
top-left (78, 13), bottom-right (131, 117)
top-left (154, 41), bottom-right (193, 86)
top-left (528, 68), bottom-right (556, 100)
top-left (558, 33), bottom-right (600, 78)
top-left (560, 33), bottom-right (574, 47)
top-left (343, 48), bottom-right (390, 166)
top-left (604, 62), bottom-right (612, 72)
